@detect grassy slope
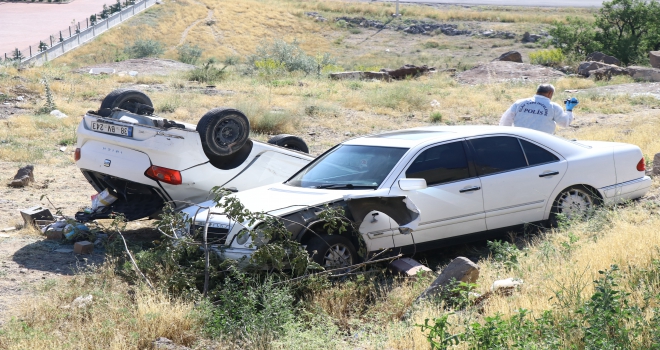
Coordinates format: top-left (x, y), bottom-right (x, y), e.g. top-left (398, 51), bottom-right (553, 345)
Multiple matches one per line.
top-left (1, 0), bottom-right (660, 348)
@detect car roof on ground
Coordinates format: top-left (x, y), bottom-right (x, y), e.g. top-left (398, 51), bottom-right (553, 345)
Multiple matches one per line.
top-left (343, 125), bottom-right (534, 148)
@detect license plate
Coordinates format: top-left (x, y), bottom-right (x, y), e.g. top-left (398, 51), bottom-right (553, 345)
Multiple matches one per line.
top-left (91, 121), bottom-right (133, 137)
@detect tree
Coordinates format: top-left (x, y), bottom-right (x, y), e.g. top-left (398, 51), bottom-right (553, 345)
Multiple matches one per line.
top-left (12, 48), bottom-right (24, 61)
top-left (38, 41), bottom-right (49, 52)
top-left (549, 17), bottom-right (601, 60)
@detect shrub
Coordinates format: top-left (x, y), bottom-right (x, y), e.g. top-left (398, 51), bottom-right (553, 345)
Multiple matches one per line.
top-left (430, 111), bottom-right (443, 123)
top-left (529, 48), bottom-right (566, 67)
top-left (187, 58), bottom-right (227, 84)
top-left (248, 39), bottom-right (335, 76)
top-left (124, 39), bottom-right (165, 59)
top-left (177, 44), bottom-right (203, 65)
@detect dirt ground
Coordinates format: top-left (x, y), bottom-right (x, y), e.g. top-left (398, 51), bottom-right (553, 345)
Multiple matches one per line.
top-left (79, 58), bottom-right (196, 76)
top-left (456, 60), bottom-right (566, 84)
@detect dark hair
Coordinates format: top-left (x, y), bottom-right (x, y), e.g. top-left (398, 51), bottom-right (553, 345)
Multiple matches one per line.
top-left (536, 84), bottom-right (555, 95)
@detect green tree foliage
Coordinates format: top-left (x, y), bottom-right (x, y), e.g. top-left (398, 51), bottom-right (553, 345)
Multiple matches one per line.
top-left (550, 0), bottom-right (660, 65)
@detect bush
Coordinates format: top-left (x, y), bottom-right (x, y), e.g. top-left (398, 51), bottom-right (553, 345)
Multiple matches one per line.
top-left (124, 39), bottom-right (165, 59)
top-left (529, 48), bottom-right (566, 67)
top-left (177, 44), bottom-right (203, 65)
top-left (430, 111), bottom-right (443, 123)
top-left (187, 58), bottom-right (227, 84)
top-left (248, 39), bottom-right (335, 76)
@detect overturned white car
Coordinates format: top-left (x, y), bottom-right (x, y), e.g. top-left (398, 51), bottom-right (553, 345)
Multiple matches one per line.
top-left (74, 89), bottom-right (313, 221)
top-left (184, 125), bottom-right (651, 268)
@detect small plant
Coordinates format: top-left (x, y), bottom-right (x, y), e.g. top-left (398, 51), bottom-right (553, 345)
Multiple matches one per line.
top-left (38, 41), bottom-right (49, 53)
top-left (248, 39), bottom-right (335, 76)
top-left (529, 48), bottom-right (565, 67)
top-left (423, 41), bottom-right (442, 49)
top-left (348, 28), bottom-right (362, 34)
top-left (417, 314), bottom-right (462, 350)
top-left (40, 77), bottom-right (57, 113)
top-left (124, 39), bottom-right (164, 59)
top-left (487, 240), bottom-right (521, 271)
top-left (177, 44), bottom-right (203, 65)
top-left (222, 55), bottom-right (240, 66)
top-left (430, 111), bottom-right (443, 123)
top-left (11, 48), bottom-right (24, 62)
top-left (187, 58), bottom-right (227, 84)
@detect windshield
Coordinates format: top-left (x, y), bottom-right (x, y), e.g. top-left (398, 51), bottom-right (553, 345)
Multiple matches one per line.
top-left (287, 145), bottom-right (408, 189)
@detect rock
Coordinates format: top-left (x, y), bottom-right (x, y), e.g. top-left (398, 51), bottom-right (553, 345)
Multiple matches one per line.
top-left (152, 337), bottom-right (191, 350)
top-left (73, 241), bottom-right (94, 254)
top-left (521, 32), bottom-right (543, 43)
top-left (329, 71), bottom-right (391, 81)
top-left (491, 278), bottom-right (524, 293)
top-left (586, 52), bottom-right (621, 66)
top-left (591, 66), bottom-right (629, 81)
top-left (417, 256), bottom-right (479, 301)
top-left (389, 258), bottom-right (432, 277)
top-left (88, 68), bottom-right (116, 75)
top-left (59, 146), bottom-right (67, 152)
top-left (50, 110), bottom-right (67, 118)
top-left (457, 61), bottom-right (565, 84)
top-left (494, 51), bottom-right (523, 63)
top-left (651, 51), bottom-right (660, 69)
top-left (628, 66), bottom-right (660, 82)
top-left (70, 295), bottom-right (93, 308)
top-left (129, 71), bottom-right (138, 77)
top-left (380, 64), bottom-right (436, 80)
top-left (9, 165), bottom-right (34, 188)
top-left (577, 61), bottom-right (616, 77)
top-left (653, 153), bottom-right (660, 176)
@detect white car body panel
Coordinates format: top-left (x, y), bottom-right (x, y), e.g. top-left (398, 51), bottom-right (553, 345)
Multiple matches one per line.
top-left (76, 112), bottom-right (313, 219)
top-left (182, 125), bottom-right (652, 262)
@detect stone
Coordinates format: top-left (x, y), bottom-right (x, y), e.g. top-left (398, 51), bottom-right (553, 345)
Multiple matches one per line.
top-left (586, 52), bottom-right (621, 66)
top-left (329, 71), bottom-right (390, 81)
top-left (577, 61), bottom-right (616, 77)
top-left (73, 241), bottom-right (94, 254)
top-left (651, 51), bottom-right (660, 69)
top-left (88, 68), bottom-right (115, 75)
top-left (494, 51), bottom-right (523, 63)
top-left (9, 165), bottom-right (34, 188)
top-left (521, 32), bottom-right (543, 43)
top-left (389, 258), bottom-right (432, 277)
top-left (591, 66), bottom-right (629, 81)
top-left (50, 110), bottom-right (68, 119)
top-left (152, 337), bottom-right (192, 350)
top-left (627, 66), bottom-right (660, 82)
top-left (380, 64), bottom-right (435, 80)
top-left (653, 153), bottom-right (660, 176)
top-left (417, 256), bottom-right (479, 301)
top-left (70, 295), bottom-right (93, 308)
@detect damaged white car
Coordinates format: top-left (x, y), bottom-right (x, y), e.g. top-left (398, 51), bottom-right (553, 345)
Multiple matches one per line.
top-left (183, 126), bottom-right (651, 268)
top-left (74, 89), bottom-right (313, 221)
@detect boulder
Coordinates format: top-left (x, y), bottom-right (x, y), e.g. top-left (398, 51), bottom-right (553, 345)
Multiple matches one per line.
top-left (591, 66), bottom-right (629, 81)
top-left (627, 66), bottom-right (660, 82)
top-left (9, 165), bottom-right (34, 188)
top-left (653, 153), bottom-right (660, 176)
top-left (521, 32), bottom-right (543, 43)
top-left (650, 51), bottom-right (660, 69)
top-left (494, 51), bottom-right (523, 63)
top-left (577, 61), bottom-right (617, 77)
top-left (417, 256), bottom-right (479, 301)
top-left (586, 52), bottom-right (621, 66)
top-left (380, 64), bottom-right (435, 80)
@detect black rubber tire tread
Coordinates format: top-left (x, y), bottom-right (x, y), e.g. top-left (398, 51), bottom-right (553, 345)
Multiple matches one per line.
top-left (306, 234), bottom-right (358, 268)
top-left (100, 89), bottom-right (153, 114)
top-left (267, 134), bottom-right (309, 154)
top-left (548, 185), bottom-right (600, 227)
top-left (196, 108), bottom-right (250, 157)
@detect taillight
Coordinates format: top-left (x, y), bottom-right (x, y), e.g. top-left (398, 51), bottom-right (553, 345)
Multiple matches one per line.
top-left (145, 165), bottom-right (182, 185)
top-left (74, 148), bottom-right (81, 161)
top-left (637, 157), bottom-right (646, 172)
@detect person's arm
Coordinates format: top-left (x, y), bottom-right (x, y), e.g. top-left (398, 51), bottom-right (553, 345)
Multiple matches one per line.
top-left (553, 104), bottom-right (573, 128)
top-left (499, 104), bottom-right (516, 126)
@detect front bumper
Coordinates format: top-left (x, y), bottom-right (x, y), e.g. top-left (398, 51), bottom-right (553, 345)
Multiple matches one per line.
top-left (209, 245), bottom-right (256, 262)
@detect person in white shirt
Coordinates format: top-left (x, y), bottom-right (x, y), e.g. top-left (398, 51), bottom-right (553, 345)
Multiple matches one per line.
top-left (499, 84), bottom-right (579, 134)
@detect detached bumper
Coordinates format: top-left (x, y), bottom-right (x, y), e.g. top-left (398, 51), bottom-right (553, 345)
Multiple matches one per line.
top-left (600, 176), bottom-right (652, 204)
top-left (209, 246), bottom-right (256, 261)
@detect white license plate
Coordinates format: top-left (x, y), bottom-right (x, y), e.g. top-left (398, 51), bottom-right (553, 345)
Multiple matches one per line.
top-left (91, 121), bottom-right (133, 137)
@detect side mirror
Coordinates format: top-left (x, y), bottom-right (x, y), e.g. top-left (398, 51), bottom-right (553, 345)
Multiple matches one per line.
top-left (398, 178), bottom-right (427, 191)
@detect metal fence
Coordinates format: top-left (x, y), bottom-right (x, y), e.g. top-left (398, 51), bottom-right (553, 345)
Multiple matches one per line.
top-left (1, 0), bottom-right (157, 65)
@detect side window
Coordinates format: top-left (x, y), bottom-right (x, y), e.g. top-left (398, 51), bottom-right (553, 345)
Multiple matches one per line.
top-left (406, 141), bottom-right (470, 186)
top-left (520, 139), bottom-right (559, 165)
top-left (469, 136), bottom-right (527, 176)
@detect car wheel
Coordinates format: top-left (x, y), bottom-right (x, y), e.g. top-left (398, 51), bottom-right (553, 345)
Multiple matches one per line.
top-left (268, 134), bottom-right (309, 153)
top-left (306, 234), bottom-right (358, 269)
top-left (100, 89), bottom-right (153, 115)
top-left (196, 108), bottom-right (250, 157)
top-left (550, 186), bottom-right (598, 225)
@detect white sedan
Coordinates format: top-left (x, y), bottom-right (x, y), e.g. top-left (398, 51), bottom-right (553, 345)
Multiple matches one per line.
top-left (183, 125), bottom-right (651, 268)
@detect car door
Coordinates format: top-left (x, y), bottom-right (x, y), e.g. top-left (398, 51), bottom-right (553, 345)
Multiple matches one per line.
top-left (467, 136), bottom-right (567, 230)
top-left (389, 140), bottom-right (486, 244)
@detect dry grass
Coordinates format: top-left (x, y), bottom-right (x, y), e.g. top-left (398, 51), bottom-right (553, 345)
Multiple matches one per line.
top-left (0, 263), bottom-right (202, 350)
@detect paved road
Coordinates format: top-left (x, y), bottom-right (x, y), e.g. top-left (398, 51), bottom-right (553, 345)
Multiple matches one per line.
top-left (378, 0), bottom-right (604, 7)
top-left (0, 0), bottom-right (110, 57)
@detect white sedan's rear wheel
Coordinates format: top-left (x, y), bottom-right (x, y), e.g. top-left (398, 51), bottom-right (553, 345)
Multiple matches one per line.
top-left (551, 186), bottom-right (597, 223)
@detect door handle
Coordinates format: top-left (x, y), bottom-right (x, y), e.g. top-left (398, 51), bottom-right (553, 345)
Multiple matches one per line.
top-left (539, 171), bottom-right (560, 178)
top-left (459, 186), bottom-right (481, 193)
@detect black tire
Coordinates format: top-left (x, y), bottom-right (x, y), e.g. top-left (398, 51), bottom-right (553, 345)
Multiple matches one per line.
top-left (268, 134), bottom-right (309, 154)
top-left (549, 185), bottom-right (599, 227)
top-left (100, 89), bottom-right (153, 115)
top-left (306, 234), bottom-right (358, 269)
top-left (196, 108), bottom-right (250, 157)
